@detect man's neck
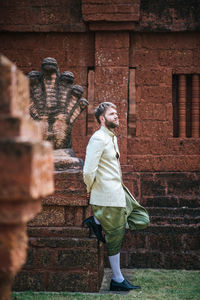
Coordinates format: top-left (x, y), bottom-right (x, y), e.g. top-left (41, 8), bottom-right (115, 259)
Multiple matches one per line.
top-left (102, 124), bottom-right (115, 134)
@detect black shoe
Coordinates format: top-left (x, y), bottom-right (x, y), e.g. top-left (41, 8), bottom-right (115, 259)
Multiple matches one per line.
top-left (110, 279), bottom-right (141, 291)
top-left (124, 279), bottom-right (141, 289)
top-left (83, 216), bottom-right (105, 243)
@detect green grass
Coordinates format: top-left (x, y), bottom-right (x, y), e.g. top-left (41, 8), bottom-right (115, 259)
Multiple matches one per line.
top-left (11, 269), bottom-right (200, 300)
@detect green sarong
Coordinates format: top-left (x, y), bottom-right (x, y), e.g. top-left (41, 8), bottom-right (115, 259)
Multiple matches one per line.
top-left (92, 189), bottom-right (149, 256)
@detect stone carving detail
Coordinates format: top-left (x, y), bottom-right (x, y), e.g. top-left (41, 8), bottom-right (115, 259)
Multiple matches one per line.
top-left (29, 57), bottom-right (88, 149)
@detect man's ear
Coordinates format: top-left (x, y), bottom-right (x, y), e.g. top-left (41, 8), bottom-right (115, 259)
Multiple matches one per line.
top-left (99, 115), bottom-right (105, 124)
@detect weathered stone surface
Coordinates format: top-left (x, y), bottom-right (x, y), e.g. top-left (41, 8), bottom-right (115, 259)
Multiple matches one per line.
top-left (28, 205), bottom-right (65, 227)
top-left (0, 55), bottom-right (54, 299)
top-left (20, 154), bottom-right (104, 293)
top-left (54, 149), bottom-right (83, 171)
top-left (139, 0), bottom-right (200, 32)
top-left (0, 140), bottom-right (54, 201)
top-left (85, 0), bottom-right (200, 31)
top-left (0, 225), bottom-right (27, 277)
top-left (55, 248), bottom-right (99, 270)
top-left (0, 116), bottom-right (42, 140)
top-left (29, 237), bottom-right (98, 249)
top-left (162, 253), bottom-right (200, 269)
top-left (0, 56), bottom-right (29, 117)
top-left (0, 202), bottom-right (41, 225)
top-left (123, 172), bottom-right (200, 204)
top-left (14, 236), bottom-right (105, 292)
top-left (24, 248), bottom-right (35, 269)
top-left (43, 170), bottom-right (87, 206)
top-left (13, 271), bottom-right (45, 291)
top-left (141, 178), bottom-right (166, 197)
top-left (119, 225), bottom-right (200, 269)
top-left (1, 0), bottom-right (200, 33)
top-left (127, 138), bottom-right (200, 155)
top-left (127, 155), bottom-right (200, 172)
top-left (82, 0), bottom-right (141, 22)
top-left (35, 248), bottom-right (53, 268)
top-left (47, 271), bottom-right (101, 292)
top-left (28, 226), bottom-right (89, 238)
top-left (0, 0), bottom-right (86, 32)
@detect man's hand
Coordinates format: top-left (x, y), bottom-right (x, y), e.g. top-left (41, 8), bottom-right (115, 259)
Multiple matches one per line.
top-left (87, 193), bottom-right (90, 200)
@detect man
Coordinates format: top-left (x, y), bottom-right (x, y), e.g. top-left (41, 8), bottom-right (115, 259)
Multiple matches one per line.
top-left (83, 102), bottom-right (149, 291)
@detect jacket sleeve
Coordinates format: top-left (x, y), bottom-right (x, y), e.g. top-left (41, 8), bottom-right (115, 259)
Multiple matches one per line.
top-left (83, 134), bottom-right (105, 193)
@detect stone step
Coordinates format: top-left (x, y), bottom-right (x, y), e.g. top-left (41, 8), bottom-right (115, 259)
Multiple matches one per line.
top-left (28, 222), bottom-right (200, 241)
top-left (146, 207), bottom-right (200, 217)
top-left (137, 223), bottom-right (199, 234)
top-left (14, 234), bottom-right (104, 292)
top-left (150, 216), bottom-right (200, 225)
top-left (13, 269), bottom-right (102, 292)
top-left (28, 226), bottom-right (89, 238)
top-left (120, 224), bottom-right (200, 270)
top-left (28, 223), bottom-right (199, 237)
top-left (143, 197), bottom-right (200, 208)
top-left (28, 235), bottom-right (99, 249)
top-left (121, 249), bottom-right (200, 270)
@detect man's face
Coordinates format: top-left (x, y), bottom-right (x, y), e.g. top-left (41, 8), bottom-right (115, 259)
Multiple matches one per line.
top-left (103, 106), bottom-right (119, 129)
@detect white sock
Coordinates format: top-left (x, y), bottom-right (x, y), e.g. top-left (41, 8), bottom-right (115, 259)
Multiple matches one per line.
top-left (109, 253), bottom-right (124, 283)
top-left (94, 216), bottom-right (100, 225)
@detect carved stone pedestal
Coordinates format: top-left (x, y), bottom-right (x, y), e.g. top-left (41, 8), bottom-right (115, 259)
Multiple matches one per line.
top-left (14, 166), bottom-right (105, 292)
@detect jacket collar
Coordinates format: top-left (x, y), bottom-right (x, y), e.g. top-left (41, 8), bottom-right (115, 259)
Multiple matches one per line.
top-left (100, 125), bottom-right (115, 137)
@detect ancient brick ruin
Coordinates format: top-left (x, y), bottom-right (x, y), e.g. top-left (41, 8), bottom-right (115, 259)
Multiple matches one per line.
top-left (0, 55), bottom-right (54, 299)
top-left (0, 0), bottom-right (199, 294)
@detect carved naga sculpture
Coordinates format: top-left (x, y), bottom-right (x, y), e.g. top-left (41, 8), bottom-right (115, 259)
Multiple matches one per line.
top-left (29, 57), bottom-right (88, 149)
top-left (28, 58), bottom-right (88, 169)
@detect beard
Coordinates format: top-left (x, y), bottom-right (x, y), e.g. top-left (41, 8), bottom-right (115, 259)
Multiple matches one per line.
top-left (105, 117), bottom-right (119, 129)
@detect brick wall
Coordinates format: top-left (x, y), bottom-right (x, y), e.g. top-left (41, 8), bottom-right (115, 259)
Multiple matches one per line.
top-left (127, 32), bottom-right (200, 172)
top-left (0, 0), bottom-right (86, 32)
top-left (0, 31), bottom-right (94, 159)
top-left (1, 1), bottom-right (200, 32)
top-left (82, 0), bottom-right (140, 22)
top-left (119, 170), bottom-right (200, 269)
top-left (1, 31), bottom-right (199, 165)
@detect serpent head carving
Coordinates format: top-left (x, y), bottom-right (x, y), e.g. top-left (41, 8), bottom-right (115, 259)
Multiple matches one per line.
top-left (28, 57), bottom-right (88, 149)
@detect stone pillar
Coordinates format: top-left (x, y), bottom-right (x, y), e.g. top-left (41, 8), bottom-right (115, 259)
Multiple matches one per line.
top-left (178, 74), bottom-right (187, 137)
top-left (95, 32), bottom-right (129, 164)
top-left (191, 74), bottom-right (199, 138)
top-left (0, 55), bottom-right (54, 300)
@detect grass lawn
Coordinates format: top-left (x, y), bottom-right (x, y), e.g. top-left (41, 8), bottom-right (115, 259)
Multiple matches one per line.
top-left (11, 269), bottom-right (200, 300)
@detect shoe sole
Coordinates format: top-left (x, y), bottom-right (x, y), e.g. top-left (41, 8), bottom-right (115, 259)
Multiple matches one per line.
top-left (110, 287), bottom-right (140, 291)
top-left (110, 288), bottom-right (131, 291)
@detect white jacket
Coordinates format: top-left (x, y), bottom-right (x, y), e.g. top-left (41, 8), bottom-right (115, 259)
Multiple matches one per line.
top-left (83, 126), bottom-right (126, 207)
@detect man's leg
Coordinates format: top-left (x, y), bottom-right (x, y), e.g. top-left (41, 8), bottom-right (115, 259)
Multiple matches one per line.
top-left (94, 216), bottom-right (100, 224)
top-left (124, 189), bottom-right (150, 231)
top-left (106, 228), bottom-right (141, 290)
top-left (105, 224), bottom-right (126, 267)
top-left (128, 206), bottom-right (150, 230)
top-left (92, 205), bottom-right (141, 291)
top-left (109, 253), bottom-right (124, 282)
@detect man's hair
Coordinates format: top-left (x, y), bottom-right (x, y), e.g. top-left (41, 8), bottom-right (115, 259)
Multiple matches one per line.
top-left (94, 102), bottom-right (116, 124)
